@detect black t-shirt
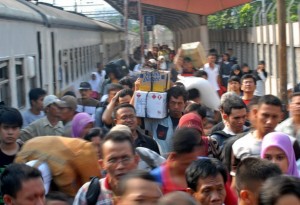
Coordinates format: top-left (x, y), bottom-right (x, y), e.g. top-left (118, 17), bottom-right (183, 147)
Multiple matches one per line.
top-left (0, 150), bottom-right (16, 169)
top-left (0, 144), bottom-right (21, 205)
top-left (171, 117), bottom-right (180, 130)
top-left (0, 149), bottom-right (16, 203)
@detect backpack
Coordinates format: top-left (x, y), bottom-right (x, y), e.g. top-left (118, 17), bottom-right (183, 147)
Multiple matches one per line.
top-left (86, 177), bottom-right (101, 205)
top-left (210, 131), bottom-right (234, 149)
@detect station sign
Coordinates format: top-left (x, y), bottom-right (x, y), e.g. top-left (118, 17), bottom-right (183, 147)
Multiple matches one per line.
top-left (144, 15), bottom-right (155, 26)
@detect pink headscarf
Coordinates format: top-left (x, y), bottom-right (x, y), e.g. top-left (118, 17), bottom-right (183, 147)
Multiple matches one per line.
top-left (261, 132), bottom-right (299, 177)
top-left (72, 113), bottom-right (94, 138)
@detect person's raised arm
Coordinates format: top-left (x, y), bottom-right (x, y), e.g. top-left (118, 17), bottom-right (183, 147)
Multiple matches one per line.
top-left (130, 78), bottom-right (141, 106)
top-left (173, 48), bottom-right (184, 72)
top-left (102, 91), bottom-right (121, 126)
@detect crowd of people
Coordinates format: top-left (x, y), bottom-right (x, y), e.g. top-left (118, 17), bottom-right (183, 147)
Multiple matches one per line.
top-left (1, 45), bottom-right (300, 205)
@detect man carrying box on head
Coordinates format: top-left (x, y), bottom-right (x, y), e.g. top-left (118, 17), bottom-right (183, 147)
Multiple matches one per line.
top-left (134, 79), bottom-right (189, 156)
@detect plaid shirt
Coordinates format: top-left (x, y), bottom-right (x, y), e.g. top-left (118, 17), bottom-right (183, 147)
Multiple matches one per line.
top-left (73, 177), bottom-right (113, 205)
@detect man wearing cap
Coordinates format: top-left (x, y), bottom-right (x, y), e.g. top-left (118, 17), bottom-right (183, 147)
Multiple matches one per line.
top-left (20, 95), bottom-right (64, 142)
top-left (77, 82), bottom-right (101, 117)
top-left (146, 59), bottom-right (157, 69)
top-left (56, 95), bottom-right (78, 137)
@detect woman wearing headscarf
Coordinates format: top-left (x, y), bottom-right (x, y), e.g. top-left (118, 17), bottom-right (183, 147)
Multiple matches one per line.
top-left (89, 72), bottom-right (100, 99)
top-left (72, 112), bottom-right (94, 138)
top-left (261, 132), bottom-right (300, 177)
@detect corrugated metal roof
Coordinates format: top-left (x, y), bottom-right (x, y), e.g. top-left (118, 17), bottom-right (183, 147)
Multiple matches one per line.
top-left (105, 0), bottom-right (251, 31)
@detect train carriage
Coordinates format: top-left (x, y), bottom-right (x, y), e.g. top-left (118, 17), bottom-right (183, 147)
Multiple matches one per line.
top-left (0, 0), bottom-right (125, 110)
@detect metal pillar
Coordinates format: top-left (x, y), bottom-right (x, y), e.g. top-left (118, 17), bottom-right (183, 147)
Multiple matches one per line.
top-left (277, 0), bottom-right (287, 104)
top-left (124, 0), bottom-right (129, 65)
top-left (265, 3), bottom-right (274, 94)
top-left (253, 7), bottom-right (261, 68)
top-left (137, 0), bottom-right (145, 64)
top-left (287, 0), bottom-right (296, 86)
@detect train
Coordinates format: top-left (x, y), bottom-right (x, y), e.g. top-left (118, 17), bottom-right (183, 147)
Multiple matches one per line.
top-left (0, 0), bottom-right (138, 110)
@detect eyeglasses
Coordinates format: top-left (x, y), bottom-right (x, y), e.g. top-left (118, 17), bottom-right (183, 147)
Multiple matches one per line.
top-left (107, 156), bottom-right (133, 165)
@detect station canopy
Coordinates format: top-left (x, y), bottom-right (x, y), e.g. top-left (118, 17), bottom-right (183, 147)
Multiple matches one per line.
top-left (104, 0), bottom-right (251, 30)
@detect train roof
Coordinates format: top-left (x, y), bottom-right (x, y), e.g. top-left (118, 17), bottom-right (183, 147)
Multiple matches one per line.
top-left (35, 2), bottom-right (101, 30)
top-left (0, 1), bottom-right (123, 32)
top-left (92, 20), bottom-right (124, 32)
top-left (0, 0), bottom-right (43, 24)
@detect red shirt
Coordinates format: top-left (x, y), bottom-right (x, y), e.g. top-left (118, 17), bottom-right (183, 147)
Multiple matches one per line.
top-left (156, 163), bottom-right (238, 205)
top-left (161, 162), bottom-right (186, 194)
top-left (224, 182), bottom-right (238, 205)
top-left (243, 99), bottom-right (251, 105)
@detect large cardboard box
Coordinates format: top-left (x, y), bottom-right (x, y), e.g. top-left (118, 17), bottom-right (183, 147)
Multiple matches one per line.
top-left (139, 70), bottom-right (170, 92)
top-left (139, 70), bottom-right (152, 91)
top-left (134, 91), bottom-right (148, 117)
top-left (134, 91), bottom-right (167, 119)
top-left (152, 71), bottom-right (171, 92)
top-left (146, 92), bottom-right (167, 119)
top-left (181, 41), bottom-right (207, 68)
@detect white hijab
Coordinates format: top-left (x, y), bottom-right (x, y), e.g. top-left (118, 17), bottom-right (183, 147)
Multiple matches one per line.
top-left (89, 72), bottom-right (100, 91)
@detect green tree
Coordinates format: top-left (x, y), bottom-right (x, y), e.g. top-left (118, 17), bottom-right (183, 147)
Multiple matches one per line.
top-left (208, 0), bottom-right (299, 29)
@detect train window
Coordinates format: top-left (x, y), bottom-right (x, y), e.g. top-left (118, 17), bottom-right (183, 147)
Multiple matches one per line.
top-left (85, 47), bottom-right (89, 74)
top-left (78, 48), bottom-right (81, 76)
top-left (15, 58), bottom-right (25, 108)
top-left (59, 50), bottom-right (62, 66)
top-left (86, 47), bottom-right (89, 73)
top-left (70, 60), bottom-right (74, 82)
top-left (71, 48), bottom-right (78, 80)
top-left (75, 48), bottom-right (79, 79)
top-left (80, 47), bottom-right (84, 76)
top-left (27, 56), bottom-right (37, 89)
top-left (63, 49), bottom-right (68, 57)
top-left (89, 46), bottom-right (91, 71)
top-left (0, 60), bottom-right (10, 106)
top-left (64, 62), bottom-right (69, 84)
top-left (69, 48), bottom-right (72, 60)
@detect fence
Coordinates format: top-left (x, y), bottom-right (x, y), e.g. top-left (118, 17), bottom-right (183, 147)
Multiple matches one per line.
top-left (209, 2), bottom-right (300, 96)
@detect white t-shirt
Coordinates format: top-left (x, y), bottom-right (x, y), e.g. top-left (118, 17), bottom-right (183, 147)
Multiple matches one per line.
top-left (232, 132), bottom-right (262, 160)
top-left (203, 63), bottom-right (220, 91)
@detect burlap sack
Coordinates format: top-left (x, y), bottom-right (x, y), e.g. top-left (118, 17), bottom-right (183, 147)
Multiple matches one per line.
top-left (15, 136), bottom-right (101, 197)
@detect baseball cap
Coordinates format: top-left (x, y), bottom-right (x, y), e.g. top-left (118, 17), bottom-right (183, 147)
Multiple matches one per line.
top-left (78, 82), bottom-right (92, 90)
top-left (56, 95), bottom-right (77, 110)
top-left (43, 95), bottom-right (61, 108)
top-left (148, 59), bottom-right (157, 64)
